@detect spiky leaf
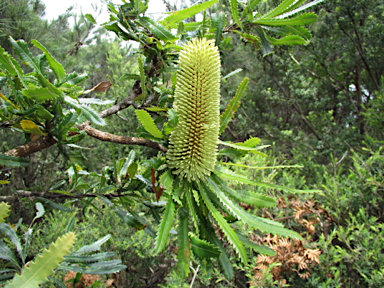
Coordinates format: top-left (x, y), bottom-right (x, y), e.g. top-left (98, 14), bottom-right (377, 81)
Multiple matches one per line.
top-left (5, 232), bottom-right (76, 288)
top-left (135, 110), bottom-right (164, 139)
top-left (31, 40), bottom-right (66, 83)
top-left (190, 234), bottom-right (221, 259)
top-left (167, 39), bottom-right (221, 182)
top-left (219, 77), bottom-right (249, 135)
top-left (155, 195), bottom-right (176, 254)
top-left (161, 0), bottom-right (219, 28)
top-left (214, 169), bottom-right (322, 194)
top-left (199, 181), bottom-right (248, 264)
top-left (177, 207), bottom-right (190, 277)
top-left (254, 13), bottom-right (317, 26)
top-left (0, 202), bottom-right (10, 223)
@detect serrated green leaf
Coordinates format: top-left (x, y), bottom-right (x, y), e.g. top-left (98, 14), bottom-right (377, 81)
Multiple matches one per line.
top-left (136, 17), bottom-right (177, 41)
top-left (31, 40), bottom-right (66, 83)
top-left (9, 37), bottom-right (41, 74)
top-left (211, 174), bottom-right (276, 207)
top-left (64, 96), bottom-right (105, 126)
top-left (266, 34), bottom-right (306, 45)
top-left (137, 57), bottom-right (146, 100)
top-left (281, 0), bottom-right (325, 19)
top-left (135, 110), bottom-right (164, 139)
top-left (0, 154), bottom-right (29, 168)
top-left (254, 13), bottom-right (317, 26)
top-left (0, 223), bottom-right (24, 265)
top-left (64, 252), bottom-right (115, 263)
top-left (0, 239), bottom-right (20, 269)
top-left (22, 87), bottom-right (59, 102)
top-left (60, 261), bottom-right (126, 275)
top-left (230, 0), bottom-right (242, 29)
top-left (198, 181), bottom-right (248, 264)
top-left (218, 139), bottom-right (267, 157)
top-left (214, 12), bottom-right (225, 46)
top-left (214, 168), bottom-right (321, 194)
top-left (236, 232), bottom-right (276, 256)
top-left (155, 195), bottom-right (175, 254)
top-left (177, 207), bottom-right (190, 277)
top-left (5, 232), bottom-right (76, 288)
top-left (263, 0), bottom-right (296, 19)
top-left (99, 197), bottom-right (146, 230)
top-left (253, 25), bottom-right (274, 55)
top-left (74, 234), bottom-right (111, 255)
top-left (0, 202), bottom-right (10, 223)
top-left (53, 111), bottom-right (77, 140)
top-left (0, 47), bottom-right (24, 82)
top-left (220, 77), bottom-right (248, 135)
top-left (206, 177), bottom-right (302, 239)
top-left (190, 234), bottom-right (221, 259)
top-left (161, 0), bottom-right (219, 28)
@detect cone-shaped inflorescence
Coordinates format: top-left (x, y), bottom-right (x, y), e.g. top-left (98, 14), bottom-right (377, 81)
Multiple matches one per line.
top-left (167, 38), bottom-right (220, 182)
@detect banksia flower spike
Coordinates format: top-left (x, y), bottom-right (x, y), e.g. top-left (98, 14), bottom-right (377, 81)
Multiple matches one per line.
top-left (167, 38), bottom-right (220, 182)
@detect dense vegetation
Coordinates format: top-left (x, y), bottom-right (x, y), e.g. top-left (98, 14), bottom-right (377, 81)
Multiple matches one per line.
top-left (0, 0), bottom-right (383, 287)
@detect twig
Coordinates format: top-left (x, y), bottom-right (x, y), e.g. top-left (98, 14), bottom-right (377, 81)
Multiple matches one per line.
top-left (189, 264), bottom-right (200, 288)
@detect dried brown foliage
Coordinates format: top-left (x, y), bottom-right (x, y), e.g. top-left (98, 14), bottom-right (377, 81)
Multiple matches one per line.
top-left (250, 198), bottom-right (331, 286)
top-left (64, 271), bottom-right (114, 288)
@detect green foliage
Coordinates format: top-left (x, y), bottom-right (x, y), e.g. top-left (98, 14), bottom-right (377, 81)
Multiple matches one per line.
top-left (5, 232), bottom-right (76, 288)
top-left (0, 0), bottom-right (331, 285)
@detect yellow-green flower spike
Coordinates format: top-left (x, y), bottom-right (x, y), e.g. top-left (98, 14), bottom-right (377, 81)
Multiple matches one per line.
top-left (167, 38), bottom-right (220, 182)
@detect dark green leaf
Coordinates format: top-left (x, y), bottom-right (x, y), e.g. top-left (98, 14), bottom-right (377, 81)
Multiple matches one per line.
top-left (190, 234), bottom-right (221, 259)
top-left (0, 154), bottom-right (29, 168)
top-left (155, 195), bottom-right (176, 254)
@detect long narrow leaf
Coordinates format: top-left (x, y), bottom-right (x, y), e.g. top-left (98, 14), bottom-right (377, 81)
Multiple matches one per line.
top-left (177, 207), bottom-right (190, 277)
top-left (214, 168), bottom-right (322, 194)
top-left (219, 77), bottom-right (249, 135)
top-left (255, 13), bottom-right (317, 26)
top-left (136, 17), bottom-right (177, 41)
top-left (211, 174), bottom-right (276, 207)
top-left (230, 0), bottom-right (242, 29)
top-left (214, 12), bottom-right (224, 47)
top-left (135, 110), bottom-right (163, 138)
top-left (266, 34), bottom-right (306, 45)
top-left (190, 234), bottom-right (221, 259)
top-left (199, 181), bottom-right (248, 264)
top-left (263, 0), bottom-right (296, 19)
top-left (5, 232), bottom-right (76, 288)
top-left (206, 177), bottom-right (303, 239)
top-left (155, 195), bottom-right (175, 254)
top-left (161, 0), bottom-right (219, 27)
top-left (0, 239), bottom-right (20, 269)
top-left (31, 40), bottom-right (65, 83)
top-left (280, 0), bottom-right (325, 19)
top-left (236, 232), bottom-right (276, 256)
top-left (9, 37), bottom-right (41, 74)
top-left (0, 154), bottom-right (29, 168)
top-left (64, 96), bottom-right (105, 126)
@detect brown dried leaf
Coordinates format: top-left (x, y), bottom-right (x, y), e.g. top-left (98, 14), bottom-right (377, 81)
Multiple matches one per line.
top-left (84, 81), bottom-right (112, 94)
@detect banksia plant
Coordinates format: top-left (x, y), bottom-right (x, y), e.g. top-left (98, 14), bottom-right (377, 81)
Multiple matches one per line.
top-left (166, 38), bottom-right (220, 182)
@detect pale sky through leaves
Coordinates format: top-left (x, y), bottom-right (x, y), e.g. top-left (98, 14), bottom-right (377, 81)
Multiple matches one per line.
top-left (41, 0), bottom-right (168, 23)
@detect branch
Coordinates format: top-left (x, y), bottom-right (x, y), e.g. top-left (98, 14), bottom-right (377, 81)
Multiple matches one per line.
top-left (78, 125), bottom-right (167, 153)
top-left (4, 135), bottom-right (57, 158)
